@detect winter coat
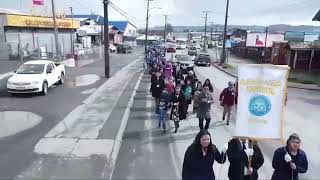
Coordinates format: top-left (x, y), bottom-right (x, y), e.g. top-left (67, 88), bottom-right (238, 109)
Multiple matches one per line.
top-left (197, 92), bottom-right (214, 119)
top-left (220, 87), bottom-right (235, 106)
top-left (182, 85), bottom-right (193, 105)
top-left (182, 145), bottom-right (226, 180)
top-left (151, 77), bottom-right (165, 98)
top-left (158, 91), bottom-right (171, 112)
top-left (164, 64), bottom-right (173, 79)
top-left (227, 139), bottom-right (264, 180)
top-left (193, 89), bottom-right (202, 108)
top-left (170, 93), bottom-right (186, 120)
top-left (165, 82), bottom-right (175, 94)
top-left (185, 75), bottom-right (198, 93)
top-left (271, 147), bottom-right (308, 180)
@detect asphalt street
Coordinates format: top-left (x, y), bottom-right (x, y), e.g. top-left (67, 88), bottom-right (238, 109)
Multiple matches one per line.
top-left (112, 49), bottom-right (320, 180)
top-left (0, 49), bottom-right (143, 180)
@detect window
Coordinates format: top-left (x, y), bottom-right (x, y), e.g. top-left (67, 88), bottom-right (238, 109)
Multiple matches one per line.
top-left (297, 51), bottom-right (309, 61)
top-left (46, 64), bottom-right (53, 73)
top-left (129, 30), bottom-right (132, 34)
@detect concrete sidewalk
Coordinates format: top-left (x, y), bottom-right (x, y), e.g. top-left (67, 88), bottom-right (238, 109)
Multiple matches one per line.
top-left (15, 56), bottom-right (145, 180)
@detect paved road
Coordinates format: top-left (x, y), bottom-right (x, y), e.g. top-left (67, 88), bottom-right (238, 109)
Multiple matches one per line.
top-left (113, 49), bottom-right (319, 180)
top-left (0, 49), bottom-right (143, 180)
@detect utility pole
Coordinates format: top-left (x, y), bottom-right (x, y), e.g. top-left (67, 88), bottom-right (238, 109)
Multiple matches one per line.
top-left (220, 0), bottom-right (229, 64)
top-left (145, 0), bottom-right (153, 52)
top-left (202, 11), bottom-right (210, 51)
top-left (264, 26), bottom-right (268, 62)
top-left (69, 7), bottom-right (74, 57)
top-left (163, 15), bottom-right (168, 43)
top-left (51, 0), bottom-right (60, 60)
top-left (103, 0), bottom-right (110, 78)
top-left (210, 22), bottom-right (214, 42)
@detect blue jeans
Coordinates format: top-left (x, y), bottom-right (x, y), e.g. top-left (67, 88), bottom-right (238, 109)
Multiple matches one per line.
top-left (158, 108), bottom-right (167, 130)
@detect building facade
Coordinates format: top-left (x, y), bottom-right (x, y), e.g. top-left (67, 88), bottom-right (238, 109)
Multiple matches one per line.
top-left (0, 10), bottom-right (79, 60)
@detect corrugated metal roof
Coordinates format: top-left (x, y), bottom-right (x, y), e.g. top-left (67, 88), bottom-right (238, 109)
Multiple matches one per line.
top-left (289, 42), bottom-right (320, 50)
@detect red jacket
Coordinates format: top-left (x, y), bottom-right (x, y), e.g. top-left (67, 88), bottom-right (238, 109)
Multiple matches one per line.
top-left (220, 88), bottom-right (235, 106)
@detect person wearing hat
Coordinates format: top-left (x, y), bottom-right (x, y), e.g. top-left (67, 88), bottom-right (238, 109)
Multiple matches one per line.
top-left (271, 133), bottom-right (308, 180)
top-left (219, 81), bottom-right (235, 125)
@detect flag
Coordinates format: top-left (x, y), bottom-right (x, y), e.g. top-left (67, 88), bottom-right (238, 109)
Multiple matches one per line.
top-left (234, 64), bottom-right (289, 140)
top-left (33, 0), bottom-right (44, 5)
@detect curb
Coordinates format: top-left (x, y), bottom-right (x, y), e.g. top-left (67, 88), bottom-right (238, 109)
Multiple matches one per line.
top-left (211, 63), bottom-right (320, 91)
top-left (104, 72), bottom-right (144, 180)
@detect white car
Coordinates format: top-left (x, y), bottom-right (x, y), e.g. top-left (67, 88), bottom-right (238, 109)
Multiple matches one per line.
top-left (7, 60), bottom-right (65, 95)
top-left (109, 44), bottom-right (116, 53)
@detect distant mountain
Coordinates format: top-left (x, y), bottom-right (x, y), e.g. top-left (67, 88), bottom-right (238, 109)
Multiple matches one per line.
top-left (148, 24), bottom-right (320, 33)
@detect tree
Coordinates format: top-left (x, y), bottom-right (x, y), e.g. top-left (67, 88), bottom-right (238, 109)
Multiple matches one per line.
top-left (166, 23), bottom-right (174, 32)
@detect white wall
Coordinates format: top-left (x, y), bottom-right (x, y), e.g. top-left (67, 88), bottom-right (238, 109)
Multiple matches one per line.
top-left (124, 23), bottom-right (137, 37)
top-left (246, 33), bottom-right (284, 47)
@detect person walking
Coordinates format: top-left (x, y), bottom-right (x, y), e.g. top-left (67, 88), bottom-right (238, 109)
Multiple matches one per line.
top-left (193, 81), bottom-right (203, 113)
top-left (197, 85), bottom-right (214, 130)
top-left (165, 77), bottom-right (175, 96)
top-left (219, 81), bottom-right (235, 125)
top-left (170, 86), bottom-right (186, 120)
top-left (203, 79), bottom-right (214, 93)
top-left (271, 133), bottom-right (308, 180)
top-left (185, 70), bottom-right (198, 91)
top-left (182, 130), bottom-right (226, 180)
top-left (227, 138), bottom-right (264, 180)
top-left (151, 71), bottom-right (165, 114)
top-left (182, 79), bottom-right (193, 115)
top-left (157, 89), bottom-right (171, 132)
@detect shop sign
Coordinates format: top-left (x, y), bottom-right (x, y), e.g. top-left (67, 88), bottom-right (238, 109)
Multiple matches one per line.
top-left (6, 14), bottom-right (80, 29)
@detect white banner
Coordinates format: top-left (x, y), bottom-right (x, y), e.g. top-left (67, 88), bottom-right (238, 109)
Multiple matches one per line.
top-left (234, 64), bottom-right (290, 140)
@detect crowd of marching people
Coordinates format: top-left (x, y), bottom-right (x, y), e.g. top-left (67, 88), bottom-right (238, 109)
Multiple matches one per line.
top-left (146, 45), bottom-right (308, 180)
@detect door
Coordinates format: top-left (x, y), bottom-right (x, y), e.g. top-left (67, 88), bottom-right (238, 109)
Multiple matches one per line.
top-left (45, 63), bottom-right (55, 86)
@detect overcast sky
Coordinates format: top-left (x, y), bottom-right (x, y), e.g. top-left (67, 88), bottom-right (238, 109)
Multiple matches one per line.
top-left (3, 0), bottom-right (320, 28)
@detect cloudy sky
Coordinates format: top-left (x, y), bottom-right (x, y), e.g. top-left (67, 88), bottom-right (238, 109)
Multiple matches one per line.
top-left (3, 0), bottom-right (320, 28)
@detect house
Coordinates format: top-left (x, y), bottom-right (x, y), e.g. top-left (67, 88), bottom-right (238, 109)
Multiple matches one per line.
top-left (109, 21), bottom-right (138, 46)
top-left (245, 33), bottom-right (285, 62)
top-left (271, 41), bottom-right (320, 71)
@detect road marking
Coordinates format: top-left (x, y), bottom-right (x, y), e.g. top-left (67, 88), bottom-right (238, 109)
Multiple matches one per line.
top-left (34, 57), bottom-right (143, 157)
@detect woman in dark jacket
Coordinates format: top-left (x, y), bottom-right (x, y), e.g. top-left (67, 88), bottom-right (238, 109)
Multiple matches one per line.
top-left (227, 138), bottom-right (264, 180)
top-left (151, 71), bottom-right (165, 113)
top-left (271, 133), bottom-right (308, 180)
top-left (170, 86), bottom-right (186, 121)
top-left (203, 79), bottom-right (214, 93)
top-left (182, 130), bottom-right (226, 180)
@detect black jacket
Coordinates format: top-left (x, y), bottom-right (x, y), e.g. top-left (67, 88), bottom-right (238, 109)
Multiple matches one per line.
top-left (182, 145), bottom-right (226, 180)
top-left (151, 77), bottom-right (165, 98)
top-left (271, 147), bottom-right (308, 180)
top-left (227, 139), bottom-right (264, 180)
top-left (170, 93), bottom-right (186, 120)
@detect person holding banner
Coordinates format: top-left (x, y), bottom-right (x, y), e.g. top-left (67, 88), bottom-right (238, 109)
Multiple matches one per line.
top-left (271, 133), bottom-right (308, 180)
top-left (182, 130), bottom-right (226, 180)
top-left (227, 138), bottom-right (264, 180)
top-left (219, 81), bottom-right (235, 125)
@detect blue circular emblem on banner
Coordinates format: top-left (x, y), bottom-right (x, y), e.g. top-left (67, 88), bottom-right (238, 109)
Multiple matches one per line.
top-left (249, 95), bottom-right (271, 116)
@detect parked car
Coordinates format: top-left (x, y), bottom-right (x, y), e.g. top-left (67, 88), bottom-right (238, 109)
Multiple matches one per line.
top-left (195, 53), bottom-right (211, 66)
top-left (117, 44), bottom-right (133, 53)
top-left (167, 46), bottom-right (176, 53)
top-left (176, 43), bottom-right (187, 50)
top-left (195, 44), bottom-right (202, 50)
top-left (7, 60), bottom-right (65, 95)
top-left (109, 44), bottom-right (116, 53)
top-left (177, 55), bottom-right (194, 72)
top-left (188, 46), bottom-right (198, 56)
